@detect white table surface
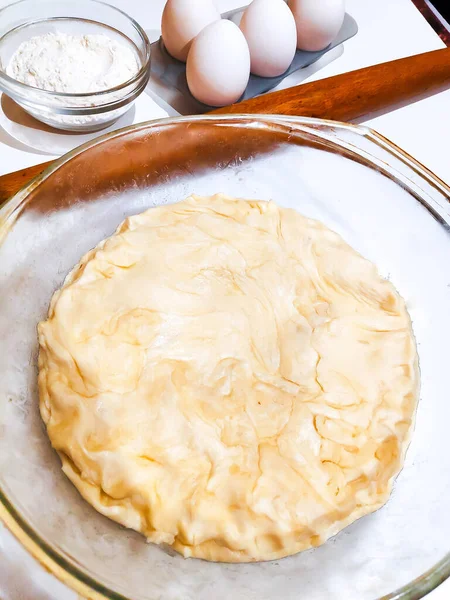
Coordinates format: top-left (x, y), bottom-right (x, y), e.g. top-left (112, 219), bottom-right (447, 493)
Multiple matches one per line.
top-left (0, 1), bottom-right (449, 599)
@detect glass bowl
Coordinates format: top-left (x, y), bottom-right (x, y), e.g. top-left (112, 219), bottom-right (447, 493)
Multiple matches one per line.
top-left (0, 0), bottom-right (151, 132)
top-left (0, 115), bottom-right (449, 600)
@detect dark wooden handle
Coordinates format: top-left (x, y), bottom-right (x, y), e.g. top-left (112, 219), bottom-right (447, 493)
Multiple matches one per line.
top-left (1, 47), bottom-right (450, 204)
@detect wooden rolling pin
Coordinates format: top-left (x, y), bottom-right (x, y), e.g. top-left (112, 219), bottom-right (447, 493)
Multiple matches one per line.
top-left (1, 47), bottom-right (450, 203)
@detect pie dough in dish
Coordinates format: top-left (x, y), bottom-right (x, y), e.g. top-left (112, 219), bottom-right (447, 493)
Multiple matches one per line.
top-left (38, 194), bottom-right (419, 563)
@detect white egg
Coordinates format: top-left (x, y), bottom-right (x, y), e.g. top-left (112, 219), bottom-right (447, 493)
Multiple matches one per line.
top-left (161, 0), bottom-right (220, 62)
top-left (240, 0), bottom-right (297, 78)
top-left (186, 20), bottom-right (250, 107)
top-left (288, 0), bottom-right (345, 52)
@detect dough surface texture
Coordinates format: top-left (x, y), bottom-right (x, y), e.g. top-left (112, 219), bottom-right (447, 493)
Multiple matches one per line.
top-left (38, 194), bottom-right (418, 562)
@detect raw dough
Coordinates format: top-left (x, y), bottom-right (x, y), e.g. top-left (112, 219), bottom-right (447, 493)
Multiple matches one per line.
top-left (38, 194), bottom-right (418, 562)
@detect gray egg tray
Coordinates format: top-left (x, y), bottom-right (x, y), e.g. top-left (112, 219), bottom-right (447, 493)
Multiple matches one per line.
top-left (150, 6), bottom-right (358, 113)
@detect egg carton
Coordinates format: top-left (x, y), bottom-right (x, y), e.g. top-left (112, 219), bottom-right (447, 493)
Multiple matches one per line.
top-left (149, 6), bottom-right (358, 113)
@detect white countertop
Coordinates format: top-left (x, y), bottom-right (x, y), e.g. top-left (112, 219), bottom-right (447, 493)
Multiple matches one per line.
top-left (0, 1), bottom-right (449, 599)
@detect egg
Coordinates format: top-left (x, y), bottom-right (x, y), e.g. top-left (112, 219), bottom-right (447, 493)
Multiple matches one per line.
top-left (161, 0), bottom-right (221, 62)
top-left (240, 0), bottom-right (297, 78)
top-left (186, 20), bottom-right (250, 107)
top-left (288, 0), bottom-right (345, 52)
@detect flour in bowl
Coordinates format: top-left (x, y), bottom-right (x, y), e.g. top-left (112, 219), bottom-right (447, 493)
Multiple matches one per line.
top-left (7, 32), bottom-right (139, 93)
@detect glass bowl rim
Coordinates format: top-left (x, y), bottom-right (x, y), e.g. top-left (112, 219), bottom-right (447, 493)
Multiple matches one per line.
top-left (0, 113), bottom-right (449, 600)
top-left (0, 0), bottom-right (151, 101)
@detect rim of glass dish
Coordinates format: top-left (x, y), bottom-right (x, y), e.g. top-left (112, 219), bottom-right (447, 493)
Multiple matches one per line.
top-left (0, 0), bottom-right (151, 99)
top-left (0, 114), bottom-right (449, 600)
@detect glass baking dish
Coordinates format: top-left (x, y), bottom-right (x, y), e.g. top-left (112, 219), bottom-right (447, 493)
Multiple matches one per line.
top-left (0, 115), bottom-right (449, 600)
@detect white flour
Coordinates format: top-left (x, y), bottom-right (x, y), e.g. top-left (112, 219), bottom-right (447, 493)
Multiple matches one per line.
top-left (7, 32), bottom-right (139, 93)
